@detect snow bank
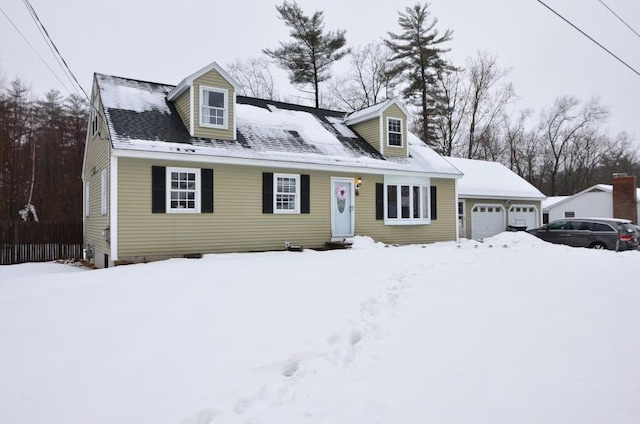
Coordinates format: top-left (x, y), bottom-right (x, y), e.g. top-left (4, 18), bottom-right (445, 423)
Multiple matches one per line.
top-left (349, 235), bottom-right (387, 249)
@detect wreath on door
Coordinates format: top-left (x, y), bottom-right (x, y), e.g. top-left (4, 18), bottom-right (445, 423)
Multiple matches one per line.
top-left (336, 185), bottom-right (347, 213)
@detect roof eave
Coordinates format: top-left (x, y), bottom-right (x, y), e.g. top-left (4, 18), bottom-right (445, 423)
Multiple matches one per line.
top-left (344, 110), bottom-right (380, 126)
top-left (110, 145), bottom-right (462, 178)
top-left (459, 194), bottom-right (547, 201)
top-left (344, 98), bottom-right (410, 126)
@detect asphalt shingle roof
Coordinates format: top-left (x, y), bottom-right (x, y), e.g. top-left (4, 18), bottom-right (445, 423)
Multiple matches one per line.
top-left (95, 73), bottom-right (461, 176)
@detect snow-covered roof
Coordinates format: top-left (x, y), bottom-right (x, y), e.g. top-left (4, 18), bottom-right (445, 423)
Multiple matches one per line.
top-left (96, 74), bottom-right (461, 177)
top-left (588, 184), bottom-right (640, 199)
top-left (343, 98), bottom-right (409, 126)
top-left (445, 156), bottom-right (546, 200)
top-left (544, 184), bottom-right (640, 210)
top-left (541, 196), bottom-right (568, 209)
top-left (167, 61), bottom-right (240, 101)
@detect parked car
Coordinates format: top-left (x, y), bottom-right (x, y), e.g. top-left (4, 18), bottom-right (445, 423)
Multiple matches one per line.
top-left (527, 217), bottom-right (640, 251)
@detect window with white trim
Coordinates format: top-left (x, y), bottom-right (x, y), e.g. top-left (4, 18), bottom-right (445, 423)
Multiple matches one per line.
top-left (385, 181), bottom-right (430, 224)
top-left (387, 117), bottom-right (402, 147)
top-left (167, 167), bottom-right (200, 213)
top-left (100, 169), bottom-right (107, 215)
top-left (200, 86), bottom-right (228, 129)
top-left (274, 173), bottom-right (300, 213)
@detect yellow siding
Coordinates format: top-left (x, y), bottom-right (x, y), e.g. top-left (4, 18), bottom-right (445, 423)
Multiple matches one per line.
top-left (352, 119), bottom-right (381, 152)
top-left (382, 103), bottom-right (408, 158)
top-left (118, 158), bottom-right (332, 257)
top-left (83, 80), bottom-right (111, 262)
top-left (356, 178), bottom-right (457, 244)
top-left (192, 69), bottom-right (235, 140)
top-left (174, 90), bottom-right (191, 131)
top-left (116, 158), bottom-right (458, 260)
top-left (462, 198), bottom-right (542, 239)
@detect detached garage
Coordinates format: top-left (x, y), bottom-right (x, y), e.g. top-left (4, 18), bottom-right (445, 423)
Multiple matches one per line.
top-left (446, 157), bottom-right (547, 240)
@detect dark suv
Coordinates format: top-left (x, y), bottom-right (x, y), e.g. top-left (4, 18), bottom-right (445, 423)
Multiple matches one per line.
top-left (527, 218), bottom-right (640, 251)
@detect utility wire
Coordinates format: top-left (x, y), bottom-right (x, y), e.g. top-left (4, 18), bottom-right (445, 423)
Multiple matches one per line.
top-left (20, 0), bottom-right (110, 142)
top-left (597, 0), bottom-right (640, 41)
top-left (22, 0), bottom-right (78, 96)
top-left (0, 6), bottom-right (71, 93)
top-left (537, 0), bottom-right (640, 77)
top-left (22, 0), bottom-right (91, 101)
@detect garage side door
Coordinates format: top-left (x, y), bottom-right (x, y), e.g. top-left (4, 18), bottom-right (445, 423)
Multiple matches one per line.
top-left (509, 205), bottom-right (537, 229)
top-left (471, 204), bottom-right (505, 240)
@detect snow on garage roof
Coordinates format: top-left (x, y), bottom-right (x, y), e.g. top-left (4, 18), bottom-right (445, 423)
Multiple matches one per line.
top-left (445, 156), bottom-right (546, 200)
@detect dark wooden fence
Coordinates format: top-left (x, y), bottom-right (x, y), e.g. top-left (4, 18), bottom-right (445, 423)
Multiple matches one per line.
top-left (0, 221), bottom-right (83, 265)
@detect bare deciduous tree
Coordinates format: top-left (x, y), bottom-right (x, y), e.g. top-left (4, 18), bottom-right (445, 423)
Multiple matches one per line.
top-left (538, 95), bottom-right (608, 195)
top-left (464, 51), bottom-right (515, 159)
top-left (431, 68), bottom-right (467, 156)
top-left (504, 109), bottom-right (541, 183)
top-left (227, 57), bottom-right (279, 100)
top-left (328, 42), bottom-right (396, 111)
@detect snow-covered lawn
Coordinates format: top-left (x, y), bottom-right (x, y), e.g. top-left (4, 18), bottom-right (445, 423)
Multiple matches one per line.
top-left (1, 233), bottom-right (639, 424)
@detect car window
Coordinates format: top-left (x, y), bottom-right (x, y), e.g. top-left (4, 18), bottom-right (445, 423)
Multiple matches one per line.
top-left (567, 221), bottom-right (591, 231)
top-left (592, 222), bottom-right (614, 232)
top-left (547, 221), bottom-right (566, 230)
top-left (618, 223), bottom-right (636, 233)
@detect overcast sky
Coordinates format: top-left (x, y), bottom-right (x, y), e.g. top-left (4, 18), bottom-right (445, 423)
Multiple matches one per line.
top-left (1, 0), bottom-right (639, 143)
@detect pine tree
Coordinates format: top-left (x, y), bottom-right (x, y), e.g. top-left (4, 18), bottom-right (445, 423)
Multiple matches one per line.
top-left (263, 1), bottom-right (351, 108)
top-left (384, 2), bottom-right (453, 145)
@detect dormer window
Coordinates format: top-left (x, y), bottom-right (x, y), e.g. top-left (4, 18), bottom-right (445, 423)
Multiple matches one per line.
top-left (387, 117), bottom-right (402, 147)
top-left (200, 86), bottom-right (228, 129)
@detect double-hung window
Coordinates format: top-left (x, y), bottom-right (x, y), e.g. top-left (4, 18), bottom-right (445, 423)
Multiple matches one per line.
top-left (167, 167), bottom-right (200, 213)
top-left (384, 177), bottom-right (430, 225)
top-left (200, 86), bottom-right (228, 129)
top-left (274, 173), bottom-right (300, 213)
top-left (387, 117), bottom-right (403, 147)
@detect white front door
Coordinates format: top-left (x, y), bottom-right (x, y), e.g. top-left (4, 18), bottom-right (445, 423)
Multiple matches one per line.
top-left (331, 178), bottom-right (355, 239)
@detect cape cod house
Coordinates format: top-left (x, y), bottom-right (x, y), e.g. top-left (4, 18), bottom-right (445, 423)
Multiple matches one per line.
top-left (82, 61), bottom-right (462, 268)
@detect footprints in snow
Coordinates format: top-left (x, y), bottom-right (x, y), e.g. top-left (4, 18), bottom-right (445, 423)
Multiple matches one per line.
top-left (227, 266), bottom-right (422, 419)
top-left (281, 359), bottom-right (299, 377)
top-left (179, 408), bottom-right (217, 424)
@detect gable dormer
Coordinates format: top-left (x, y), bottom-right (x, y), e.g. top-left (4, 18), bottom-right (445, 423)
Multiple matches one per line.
top-left (167, 62), bottom-right (240, 141)
top-left (344, 98), bottom-right (409, 158)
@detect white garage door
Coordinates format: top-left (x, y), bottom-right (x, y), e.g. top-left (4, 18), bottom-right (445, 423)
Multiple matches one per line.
top-left (471, 204), bottom-right (505, 240)
top-left (509, 205), bottom-right (537, 229)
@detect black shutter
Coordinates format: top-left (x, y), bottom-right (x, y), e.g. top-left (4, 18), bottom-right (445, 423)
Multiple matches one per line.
top-left (301, 174), bottom-right (310, 214)
top-left (151, 166), bottom-right (166, 213)
top-left (430, 186), bottom-right (437, 220)
top-left (375, 183), bottom-right (384, 220)
top-left (201, 168), bottom-right (214, 213)
top-left (262, 172), bottom-right (273, 213)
